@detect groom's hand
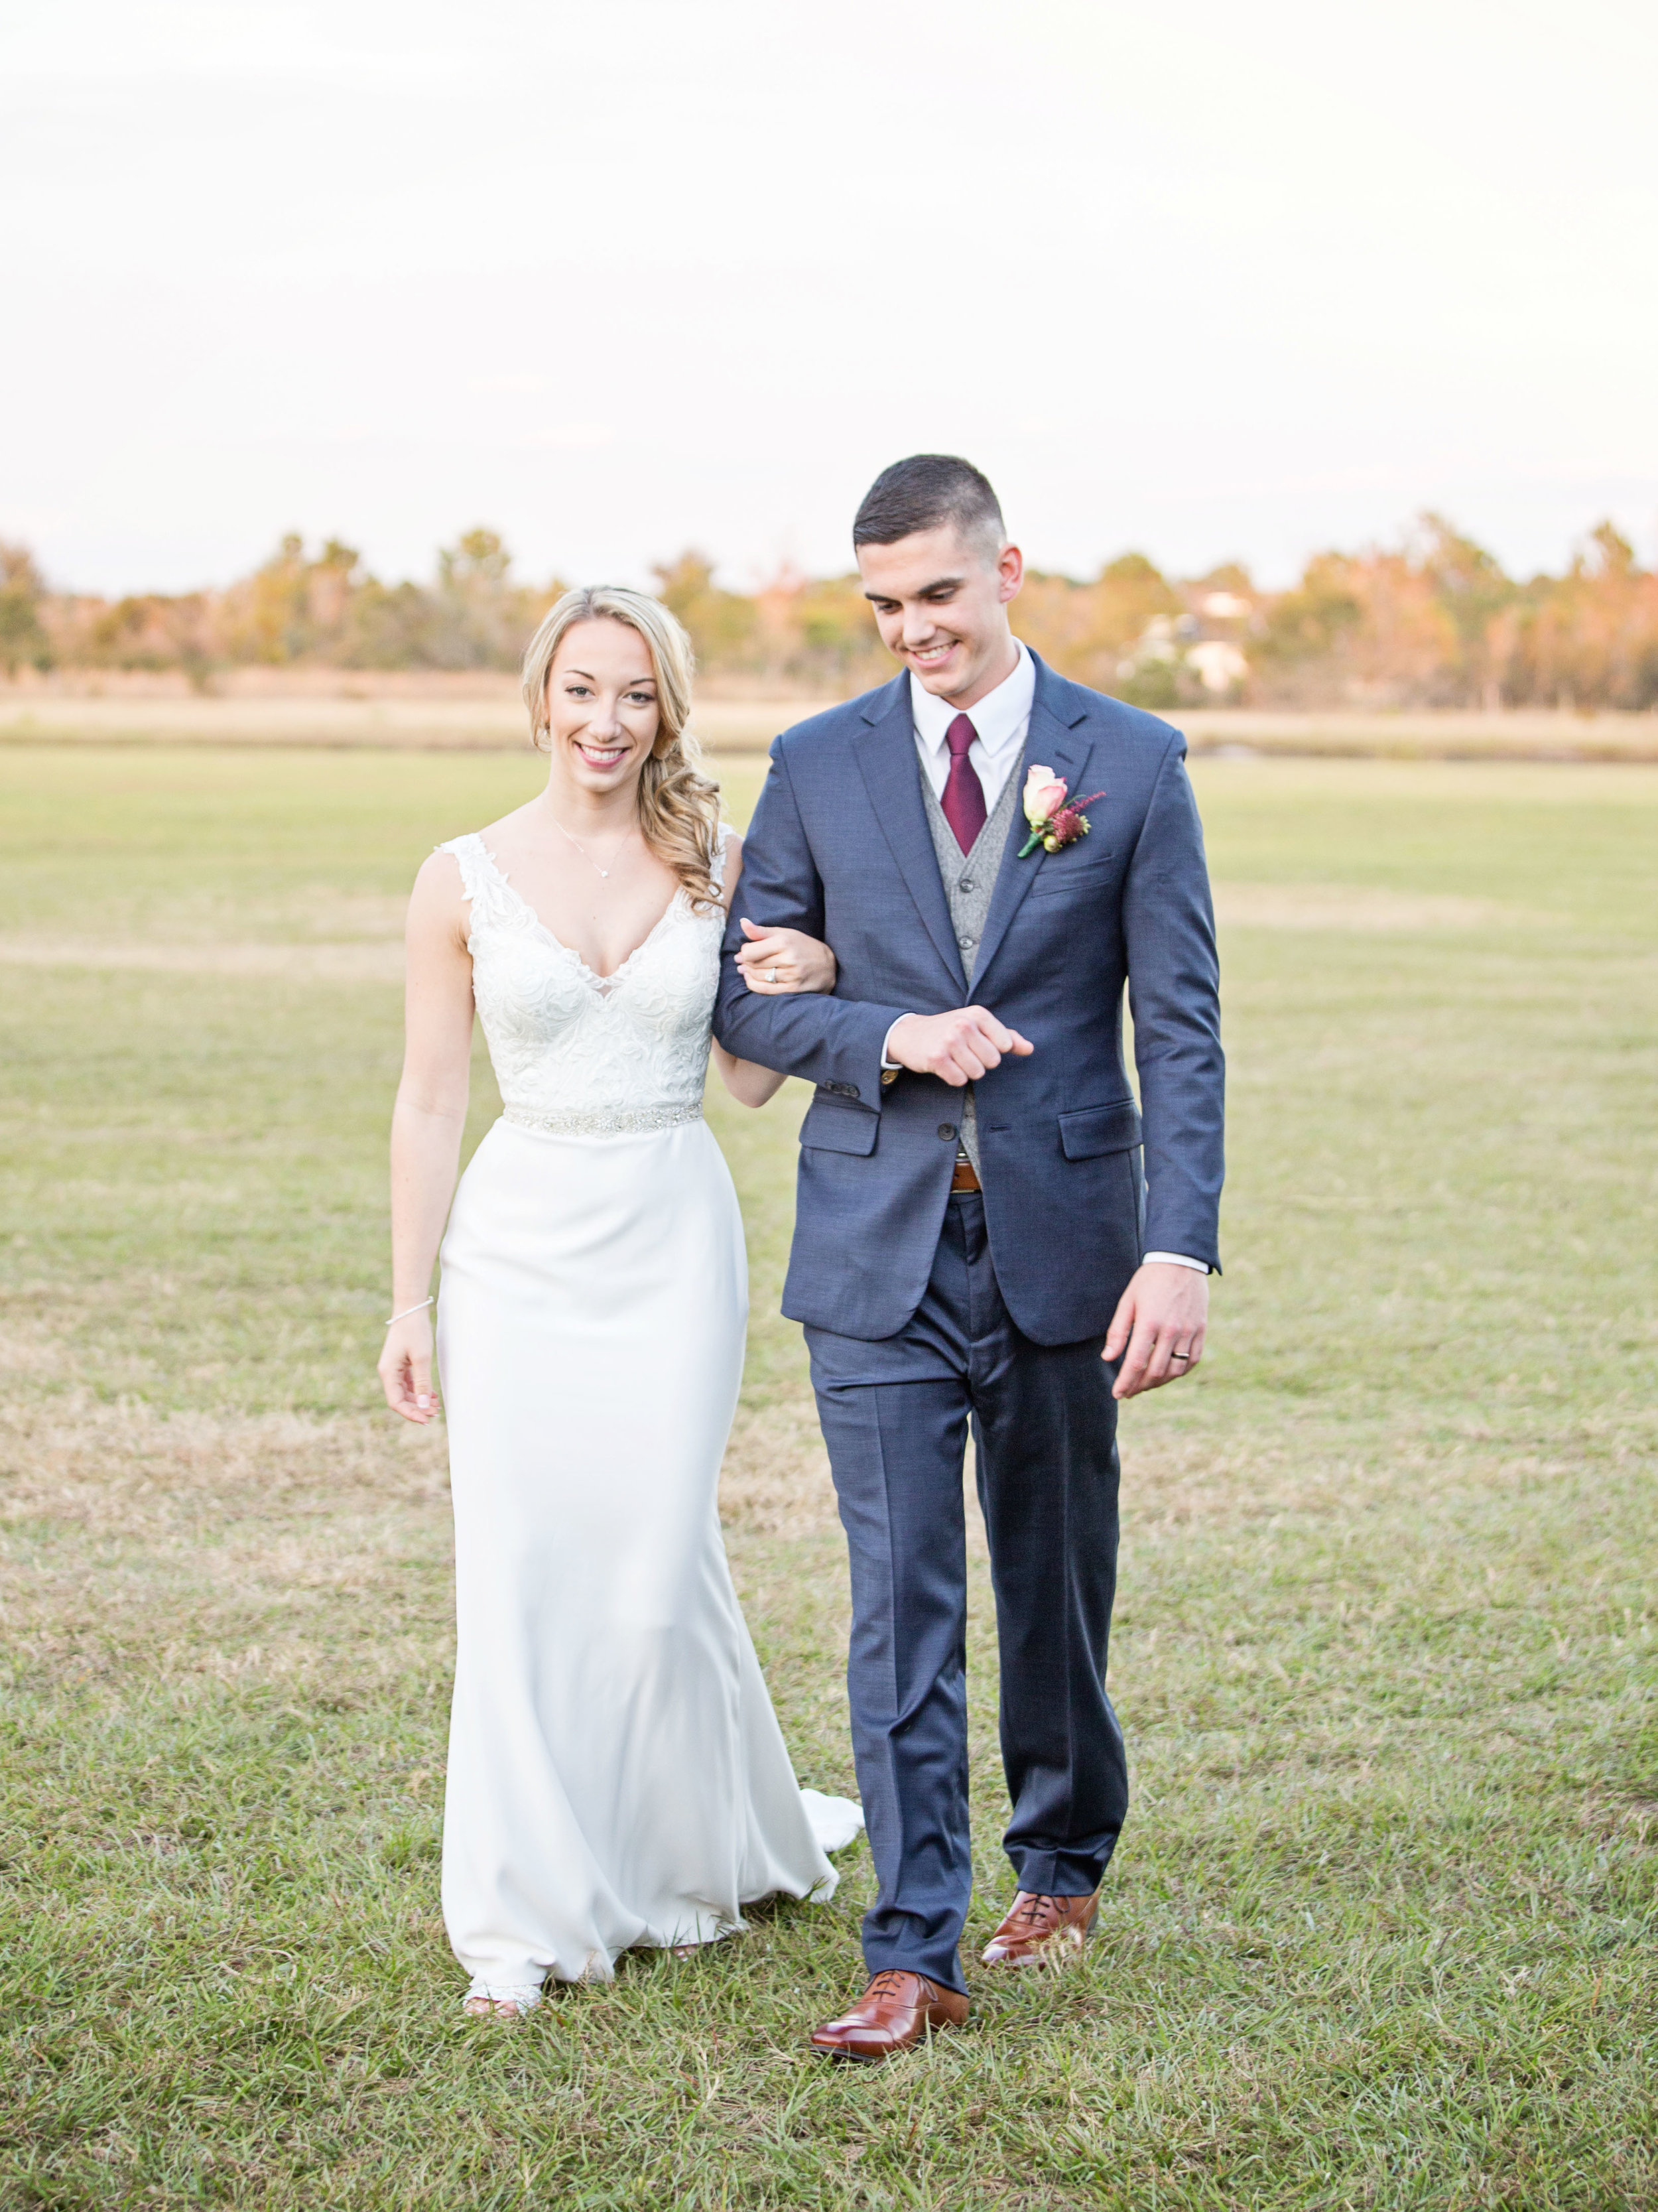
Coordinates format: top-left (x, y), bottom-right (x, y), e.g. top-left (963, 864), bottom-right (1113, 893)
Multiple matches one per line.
top-left (885, 1008), bottom-right (1034, 1087)
top-left (1104, 1264), bottom-right (1209, 1399)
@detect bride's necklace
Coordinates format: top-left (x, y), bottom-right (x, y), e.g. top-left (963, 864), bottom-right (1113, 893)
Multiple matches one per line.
top-left (549, 810), bottom-right (635, 883)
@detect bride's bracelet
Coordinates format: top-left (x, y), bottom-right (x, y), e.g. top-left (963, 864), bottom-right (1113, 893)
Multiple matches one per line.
top-left (385, 1297), bottom-right (434, 1329)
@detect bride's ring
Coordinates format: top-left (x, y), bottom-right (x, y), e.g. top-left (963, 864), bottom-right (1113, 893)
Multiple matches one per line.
top-left (766, 967), bottom-right (779, 983)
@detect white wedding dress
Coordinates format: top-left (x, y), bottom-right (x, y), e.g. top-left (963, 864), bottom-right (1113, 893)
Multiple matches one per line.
top-left (432, 830), bottom-right (860, 2005)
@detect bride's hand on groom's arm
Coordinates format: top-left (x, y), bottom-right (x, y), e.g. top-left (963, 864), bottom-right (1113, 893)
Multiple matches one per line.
top-left (714, 920), bottom-right (842, 1107)
top-left (734, 917), bottom-right (838, 995)
top-left (884, 1008), bottom-right (1035, 1087)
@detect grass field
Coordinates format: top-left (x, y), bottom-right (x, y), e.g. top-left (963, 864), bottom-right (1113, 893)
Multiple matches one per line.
top-left (0, 743), bottom-right (1654, 2209)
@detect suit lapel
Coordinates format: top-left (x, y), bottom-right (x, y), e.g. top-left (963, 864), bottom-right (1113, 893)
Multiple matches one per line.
top-left (970, 654), bottom-right (1092, 985)
top-left (851, 675), bottom-right (969, 996)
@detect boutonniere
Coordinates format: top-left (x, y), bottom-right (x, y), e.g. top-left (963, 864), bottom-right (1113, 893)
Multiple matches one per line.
top-left (1018, 766), bottom-right (1107, 858)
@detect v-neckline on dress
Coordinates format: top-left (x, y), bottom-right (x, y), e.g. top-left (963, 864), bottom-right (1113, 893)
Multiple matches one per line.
top-left (473, 836), bottom-right (684, 992)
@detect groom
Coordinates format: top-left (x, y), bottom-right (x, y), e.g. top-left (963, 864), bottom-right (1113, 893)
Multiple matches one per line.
top-left (714, 455), bottom-right (1224, 2058)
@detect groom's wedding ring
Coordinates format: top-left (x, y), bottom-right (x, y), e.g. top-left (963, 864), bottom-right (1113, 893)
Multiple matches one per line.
top-left (1170, 1348), bottom-right (1191, 1362)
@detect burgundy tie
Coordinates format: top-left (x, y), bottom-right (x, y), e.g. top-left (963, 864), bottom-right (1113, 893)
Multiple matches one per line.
top-left (940, 714), bottom-right (987, 853)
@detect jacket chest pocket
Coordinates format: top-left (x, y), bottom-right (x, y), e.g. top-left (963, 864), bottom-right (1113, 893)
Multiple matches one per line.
top-left (1025, 851), bottom-right (1117, 898)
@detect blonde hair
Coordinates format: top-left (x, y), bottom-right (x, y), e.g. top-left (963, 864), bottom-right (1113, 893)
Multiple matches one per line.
top-left (521, 586), bottom-right (723, 911)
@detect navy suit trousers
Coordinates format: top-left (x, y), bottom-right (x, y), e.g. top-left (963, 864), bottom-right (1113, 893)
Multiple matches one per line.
top-left (805, 1193), bottom-right (1128, 1994)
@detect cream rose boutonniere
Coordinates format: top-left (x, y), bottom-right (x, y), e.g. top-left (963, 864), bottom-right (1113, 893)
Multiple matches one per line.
top-left (1018, 766), bottom-right (1106, 858)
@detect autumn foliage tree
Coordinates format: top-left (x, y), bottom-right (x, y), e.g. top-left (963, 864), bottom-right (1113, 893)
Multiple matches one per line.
top-left (0, 543), bottom-right (50, 675)
top-left (11, 515), bottom-right (1658, 710)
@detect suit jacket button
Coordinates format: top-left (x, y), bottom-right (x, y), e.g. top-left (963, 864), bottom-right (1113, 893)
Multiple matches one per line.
top-left (938, 1122), bottom-right (957, 1141)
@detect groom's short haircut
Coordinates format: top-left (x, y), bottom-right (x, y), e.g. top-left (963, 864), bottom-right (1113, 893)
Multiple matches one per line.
top-left (853, 454), bottom-right (1005, 559)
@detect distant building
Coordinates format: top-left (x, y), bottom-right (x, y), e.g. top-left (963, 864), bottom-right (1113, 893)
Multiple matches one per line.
top-left (1117, 590), bottom-right (1253, 703)
top-left (1187, 639), bottom-right (1250, 693)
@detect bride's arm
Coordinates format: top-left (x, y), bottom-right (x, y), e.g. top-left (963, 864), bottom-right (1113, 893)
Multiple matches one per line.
top-left (377, 853), bottom-right (476, 1423)
top-left (711, 834), bottom-right (837, 1109)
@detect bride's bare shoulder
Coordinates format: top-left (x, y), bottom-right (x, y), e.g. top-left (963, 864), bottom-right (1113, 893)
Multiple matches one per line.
top-left (407, 846), bottom-right (470, 941)
top-left (412, 844), bottom-right (464, 889)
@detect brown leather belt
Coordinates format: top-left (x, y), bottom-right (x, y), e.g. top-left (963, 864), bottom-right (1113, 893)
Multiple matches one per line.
top-left (950, 1158), bottom-right (982, 1193)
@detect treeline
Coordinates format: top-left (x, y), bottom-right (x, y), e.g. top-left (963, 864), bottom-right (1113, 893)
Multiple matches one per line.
top-left (3, 514), bottom-right (1656, 711)
top-left (0, 531), bottom-right (540, 690)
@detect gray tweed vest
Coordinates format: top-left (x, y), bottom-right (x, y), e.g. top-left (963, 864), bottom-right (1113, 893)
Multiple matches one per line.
top-left (918, 763), bottom-right (1021, 1173)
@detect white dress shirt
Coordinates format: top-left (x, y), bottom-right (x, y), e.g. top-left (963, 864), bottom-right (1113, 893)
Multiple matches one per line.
top-left (909, 639), bottom-right (1035, 813)
top-left (881, 639), bottom-right (1206, 1273)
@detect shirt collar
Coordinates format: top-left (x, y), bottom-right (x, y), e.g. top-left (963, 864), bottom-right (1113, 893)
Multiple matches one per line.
top-left (909, 639), bottom-right (1034, 758)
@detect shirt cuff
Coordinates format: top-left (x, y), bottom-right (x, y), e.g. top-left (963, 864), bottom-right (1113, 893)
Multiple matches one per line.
top-left (1143, 1252), bottom-right (1210, 1272)
top-left (881, 1015), bottom-right (916, 1071)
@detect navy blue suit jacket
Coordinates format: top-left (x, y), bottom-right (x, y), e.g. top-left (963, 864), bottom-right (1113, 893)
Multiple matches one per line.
top-left (713, 651), bottom-right (1224, 1345)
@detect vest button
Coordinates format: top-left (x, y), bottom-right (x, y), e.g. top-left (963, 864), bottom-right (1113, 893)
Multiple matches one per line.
top-left (957, 932), bottom-right (976, 948)
top-left (937, 1122), bottom-right (957, 1141)
top-left (958, 878), bottom-right (975, 893)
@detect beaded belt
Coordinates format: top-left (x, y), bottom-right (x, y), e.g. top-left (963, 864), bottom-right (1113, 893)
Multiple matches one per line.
top-left (502, 1102), bottom-right (704, 1137)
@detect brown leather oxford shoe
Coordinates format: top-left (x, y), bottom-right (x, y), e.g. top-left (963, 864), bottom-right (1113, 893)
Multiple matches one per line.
top-left (980, 1888), bottom-right (1100, 1967)
top-left (810, 1969), bottom-right (969, 2061)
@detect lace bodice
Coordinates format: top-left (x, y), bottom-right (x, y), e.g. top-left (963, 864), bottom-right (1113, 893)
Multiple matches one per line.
top-left (439, 831), bottom-right (729, 1135)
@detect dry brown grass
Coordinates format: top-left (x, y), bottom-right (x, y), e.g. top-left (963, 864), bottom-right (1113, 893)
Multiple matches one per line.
top-left (1179, 706), bottom-right (1658, 761)
top-left (4, 673), bottom-right (1655, 757)
top-left (0, 938), bottom-right (408, 979)
top-left (718, 1400), bottom-right (838, 1539)
top-left (0, 1389), bottom-right (451, 1698)
top-left (0, 685), bottom-right (834, 754)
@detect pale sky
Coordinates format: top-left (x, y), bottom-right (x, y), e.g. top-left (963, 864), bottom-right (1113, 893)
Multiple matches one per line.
top-left (5, 0), bottom-right (1655, 596)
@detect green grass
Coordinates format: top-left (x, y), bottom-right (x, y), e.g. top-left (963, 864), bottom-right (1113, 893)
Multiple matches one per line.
top-left (0, 745), bottom-right (1653, 2208)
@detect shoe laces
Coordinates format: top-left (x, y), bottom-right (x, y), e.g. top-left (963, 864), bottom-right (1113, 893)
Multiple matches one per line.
top-left (864, 1969), bottom-right (921, 2001)
top-left (1011, 1892), bottom-right (1067, 1930)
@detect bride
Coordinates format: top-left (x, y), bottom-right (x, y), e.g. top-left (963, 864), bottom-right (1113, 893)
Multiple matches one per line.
top-left (378, 584), bottom-right (860, 2017)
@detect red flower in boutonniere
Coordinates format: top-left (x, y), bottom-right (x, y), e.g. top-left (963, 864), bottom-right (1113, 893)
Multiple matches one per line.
top-left (1017, 766), bottom-right (1107, 858)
